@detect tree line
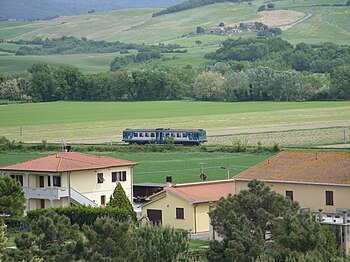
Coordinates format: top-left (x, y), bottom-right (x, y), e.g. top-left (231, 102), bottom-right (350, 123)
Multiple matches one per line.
top-left (205, 37), bottom-right (350, 73)
top-left (12, 36), bottom-right (184, 55)
top-left (1, 61), bottom-right (349, 102)
top-left (152, 0), bottom-right (250, 17)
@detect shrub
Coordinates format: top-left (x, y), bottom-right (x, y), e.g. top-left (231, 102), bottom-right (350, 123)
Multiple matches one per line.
top-left (27, 206), bottom-right (129, 227)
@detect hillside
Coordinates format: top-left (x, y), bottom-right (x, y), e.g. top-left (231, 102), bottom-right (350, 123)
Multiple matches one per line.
top-left (0, 0), bottom-right (349, 74)
top-left (0, 0), bottom-right (185, 20)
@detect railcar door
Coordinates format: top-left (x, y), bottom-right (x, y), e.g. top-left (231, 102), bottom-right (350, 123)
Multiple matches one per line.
top-left (156, 132), bottom-right (163, 143)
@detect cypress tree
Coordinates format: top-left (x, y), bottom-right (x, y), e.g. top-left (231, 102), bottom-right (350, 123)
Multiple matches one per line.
top-left (108, 183), bottom-right (136, 220)
top-left (0, 219), bottom-right (7, 259)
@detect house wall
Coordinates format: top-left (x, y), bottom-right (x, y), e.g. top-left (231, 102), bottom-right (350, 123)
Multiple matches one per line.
top-left (142, 192), bottom-right (195, 232)
top-left (142, 191), bottom-right (212, 233)
top-left (235, 180), bottom-right (350, 213)
top-left (65, 166), bottom-right (133, 206)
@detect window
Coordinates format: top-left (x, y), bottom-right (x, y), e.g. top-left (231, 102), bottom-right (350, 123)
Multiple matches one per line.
top-left (171, 133), bottom-right (175, 137)
top-left (183, 133), bottom-right (187, 138)
top-left (145, 133), bottom-right (149, 137)
top-left (10, 175), bottom-right (23, 186)
top-left (101, 195), bottom-right (106, 205)
top-left (40, 199), bottom-right (45, 209)
top-left (176, 208), bottom-right (184, 219)
top-left (48, 176), bottom-right (61, 187)
top-left (165, 133), bottom-right (170, 137)
top-left (326, 191), bottom-right (334, 206)
top-left (150, 133), bottom-right (155, 138)
top-left (176, 133), bottom-right (181, 138)
top-left (97, 173), bottom-right (104, 183)
top-left (39, 176), bottom-right (45, 187)
top-left (139, 133), bottom-right (144, 137)
top-left (134, 133), bottom-right (138, 137)
top-left (286, 190), bottom-right (293, 201)
top-left (112, 171), bottom-right (127, 182)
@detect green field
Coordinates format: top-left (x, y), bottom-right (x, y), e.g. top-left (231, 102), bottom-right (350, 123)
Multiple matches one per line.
top-left (0, 151), bottom-right (273, 183)
top-left (0, 101), bottom-right (349, 143)
top-left (0, 0), bottom-right (349, 74)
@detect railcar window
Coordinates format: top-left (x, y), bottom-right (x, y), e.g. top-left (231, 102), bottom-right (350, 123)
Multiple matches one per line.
top-left (165, 133), bottom-right (170, 137)
top-left (188, 133), bottom-right (192, 138)
top-left (140, 133), bottom-right (144, 137)
top-left (183, 133), bottom-right (187, 138)
top-left (150, 133), bottom-right (155, 137)
top-left (176, 133), bottom-right (181, 138)
top-left (171, 133), bottom-right (175, 137)
top-left (134, 133), bottom-right (138, 137)
top-left (145, 133), bottom-right (149, 137)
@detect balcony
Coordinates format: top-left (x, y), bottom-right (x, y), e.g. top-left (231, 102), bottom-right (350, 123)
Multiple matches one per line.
top-left (24, 187), bottom-right (68, 200)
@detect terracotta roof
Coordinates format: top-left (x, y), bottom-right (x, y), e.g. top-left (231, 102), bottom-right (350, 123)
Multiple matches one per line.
top-left (167, 180), bottom-right (235, 204)
top-left (235, 151), bottom-right (350, 185)
top-left (0, 152), bottom-right (136, 173)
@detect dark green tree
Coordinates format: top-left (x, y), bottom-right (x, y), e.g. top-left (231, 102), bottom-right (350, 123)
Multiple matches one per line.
top-left (134, 224), bottom-right (189, 261)
top-left (0, 176), bottom-right (25, 217)
top-left (107, 182), bottom-right (136, 220)
top-left (207, 212), bottom-right (264, 262)
top-left (83, 216), bottom-right (142, 261)
top-left (272, 213), bottom-right (338, 261)
top-left (219, 21), bottom-right (225, 27)
top-left (10, 211), bottom-right (84, 262)
top-left (210, 180), bottom-right (299, 240)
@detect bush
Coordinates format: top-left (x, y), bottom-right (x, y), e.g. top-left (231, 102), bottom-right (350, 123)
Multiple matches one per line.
top-left (27, 206), bottom-right (129, 227)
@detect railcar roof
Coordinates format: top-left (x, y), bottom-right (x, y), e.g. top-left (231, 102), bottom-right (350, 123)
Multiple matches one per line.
top-left (123, 129), bottom-right (205, 132)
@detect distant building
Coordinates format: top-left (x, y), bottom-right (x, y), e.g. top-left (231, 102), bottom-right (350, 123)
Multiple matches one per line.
top-left (141, 179), bottom-right (235, 234)
top-left (0, 152), bottom-right (136, 212)
top-left (202, 26), bottom-right (242, 35)
top-left (234, 151), bottom-right (350, 214)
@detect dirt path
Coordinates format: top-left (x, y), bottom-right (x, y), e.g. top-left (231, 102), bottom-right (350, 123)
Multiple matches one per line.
top-left (208, 121), bottom-right (350, 137)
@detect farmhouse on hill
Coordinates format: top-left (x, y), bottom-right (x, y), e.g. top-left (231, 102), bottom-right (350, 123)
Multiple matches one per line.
top-left (141, 179), bottom-right (235, 234)
top-left (234, 151), bottom-right (350, 214)
top-left (0, 152), bottom-right (136, 212)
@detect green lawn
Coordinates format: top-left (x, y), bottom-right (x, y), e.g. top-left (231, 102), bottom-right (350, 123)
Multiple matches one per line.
top-left (0, 151), bottom-right (273, 183)
top-left (0, 101), bottom-right (349, 143)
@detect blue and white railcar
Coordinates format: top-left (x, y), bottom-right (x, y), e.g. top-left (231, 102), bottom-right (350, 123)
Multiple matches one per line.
top-left (122, 128), bottom-right (207, 145)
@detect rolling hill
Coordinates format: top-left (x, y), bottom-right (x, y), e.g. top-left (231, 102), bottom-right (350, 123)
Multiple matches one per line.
top-left (0, 0), bottom-right (185, 20)
top-left (0, 0), bottom-right (349, 74)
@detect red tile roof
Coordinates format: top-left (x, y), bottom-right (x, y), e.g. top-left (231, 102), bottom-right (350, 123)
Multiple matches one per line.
top-left (0, 152), bottom-right (136, 173)
top-left (235, 151), bottom-right (350, 185)
top-left (167, 180), bottom-right (235, 204)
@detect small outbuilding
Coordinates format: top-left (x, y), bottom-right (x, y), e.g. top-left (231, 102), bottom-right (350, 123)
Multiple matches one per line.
top-left (141, 179), bottom-right (235, 234)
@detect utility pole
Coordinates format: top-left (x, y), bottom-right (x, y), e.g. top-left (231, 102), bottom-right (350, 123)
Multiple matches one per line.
top-left (345, 129), bottom-right (347, 148)
top-left (199, 162), bottom-right (205, 174)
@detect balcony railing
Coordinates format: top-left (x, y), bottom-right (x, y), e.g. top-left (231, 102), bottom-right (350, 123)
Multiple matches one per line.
top-left (23, 187), bottom-right (98, 207)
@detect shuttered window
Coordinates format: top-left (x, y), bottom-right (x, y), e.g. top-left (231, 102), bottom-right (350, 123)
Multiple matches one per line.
top-left (326, 191), bottom-right (334, 206)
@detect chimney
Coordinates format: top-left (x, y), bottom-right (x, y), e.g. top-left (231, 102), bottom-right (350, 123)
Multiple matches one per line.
top-left (64, 145), bottom-right (71, 152)
top-left (318, 208), bottom-right (323, 222)
top-left (166, 176), bottom-right (173, 188)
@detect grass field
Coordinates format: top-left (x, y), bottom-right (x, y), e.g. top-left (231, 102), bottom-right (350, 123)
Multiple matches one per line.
top-left (0, 151), bottom-right (273, 183)
top-left (0, 0), bottom-right (349, 74)
top-left (0, 101), bottom-right (349, 144)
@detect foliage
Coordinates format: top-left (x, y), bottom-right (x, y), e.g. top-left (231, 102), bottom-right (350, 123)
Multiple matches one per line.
top-left (82, 216), bottom-right (142, 261)
top-left (330, 65), bottom-right (350, 99)
top-left (134, 224), bottom-right (189, 261)
top-left (14, 36), bottom-right (182, 56)
top-left (8, 211), bottom-right (84, 262)
top-left (27, 206), bottom-right (130, 228)
top-left (210, 180), bottom-right (299, 239)
top-left (107, 183), bottom-right (136, 221)
top-left (207, 212), bottom-right (264, 261)
top-left (192, 71), bottom-right (225, 101)
top-left (272, 213), bottom-right (338, 261)
top-left (0, 176), bottom-right (26, 217)
top-left (0, 219), bottom-right (7, 260)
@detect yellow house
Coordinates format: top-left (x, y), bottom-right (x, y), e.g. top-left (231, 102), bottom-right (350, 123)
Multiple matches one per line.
top-left (141, 179), bottom-right (235, 233)
top-left (234, 151), bottom-right (350, 214)
top-left (0, 152), bottom-right (136, 212)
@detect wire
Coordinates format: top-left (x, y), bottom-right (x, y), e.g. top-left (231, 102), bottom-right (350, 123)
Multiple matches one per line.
top-left (134, 165), bottom-right (251, 174)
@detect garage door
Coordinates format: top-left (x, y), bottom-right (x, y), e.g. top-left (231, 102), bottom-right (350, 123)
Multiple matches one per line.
top-left (147, 209), bottom-right (162, 226)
